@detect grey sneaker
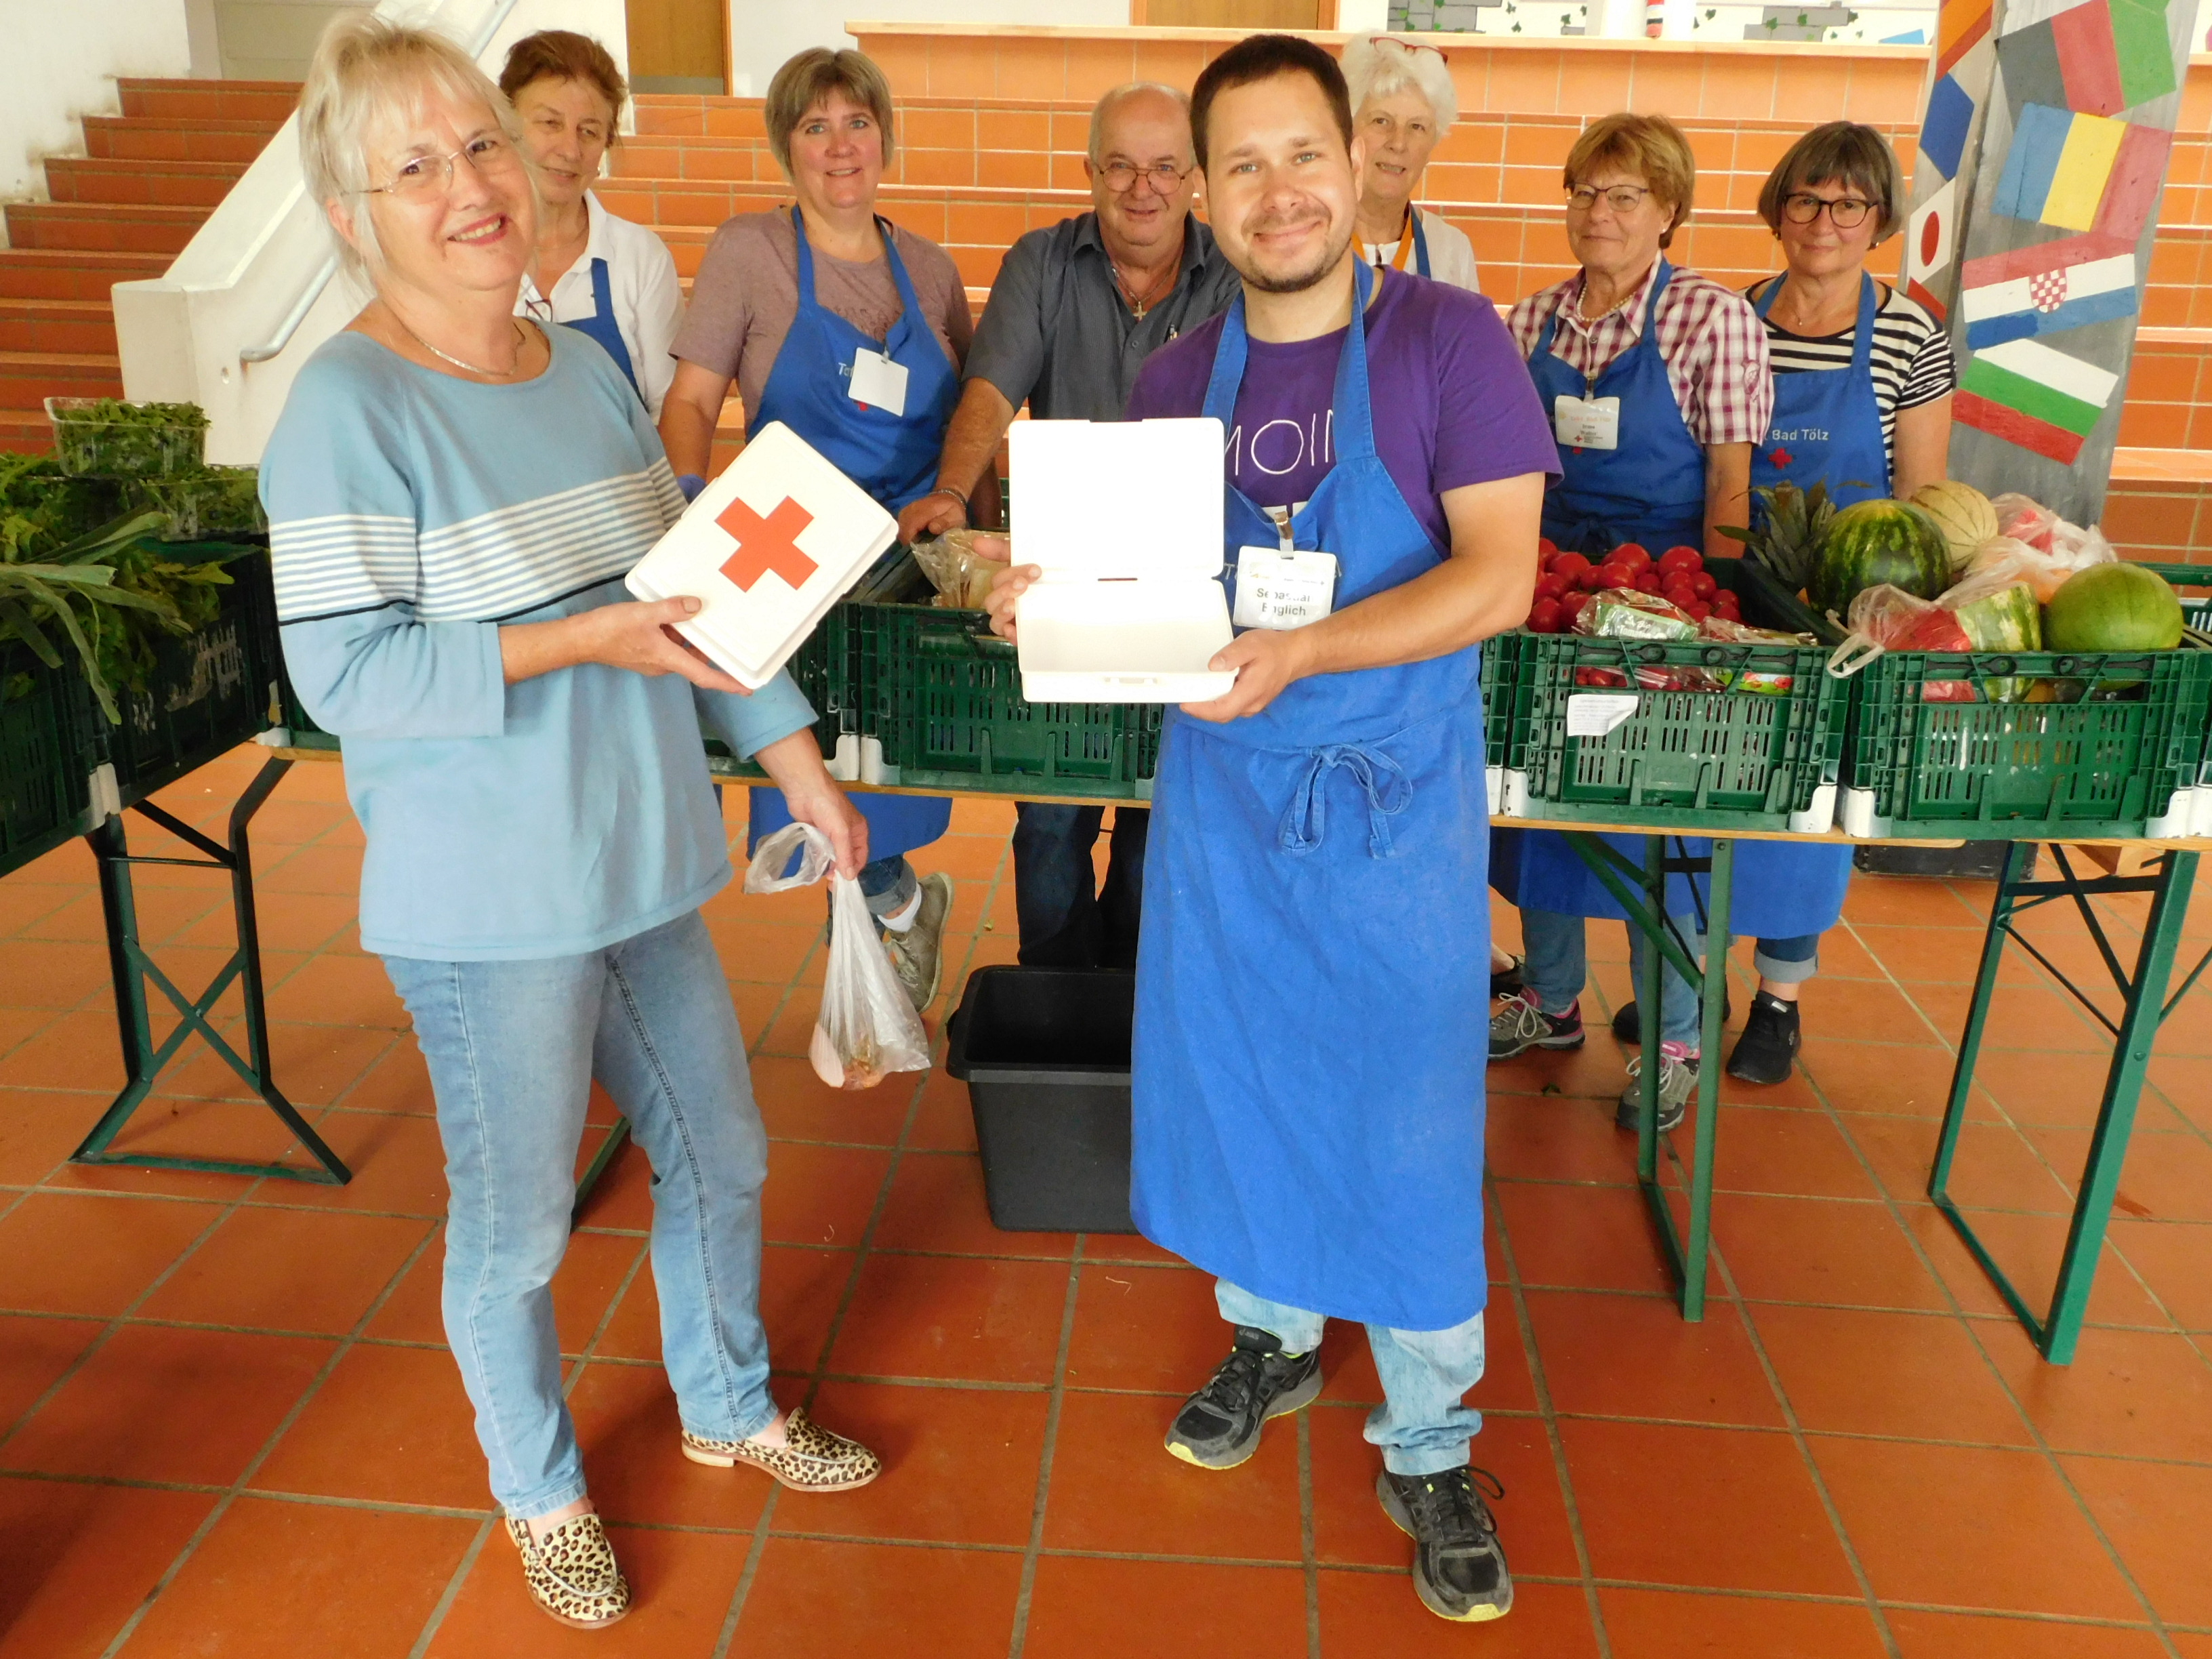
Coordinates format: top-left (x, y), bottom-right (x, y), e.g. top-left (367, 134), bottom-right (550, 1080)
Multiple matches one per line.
top-left (1489, 992), bottom-right (1584, 1061)
top-left (1378, 1465), bottom-right (1513, 1622)
top-left (1164, 1325), bottom-right (1322, 1470)
top-left (882, 872), bottom-right (954, 1012)
top-left (1616, 1047), bottom-right (1698, 1132)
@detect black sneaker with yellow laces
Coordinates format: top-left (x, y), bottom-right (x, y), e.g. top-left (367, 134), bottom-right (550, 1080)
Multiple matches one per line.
top-left (1378, 1465), bottom-right (1513, 1622)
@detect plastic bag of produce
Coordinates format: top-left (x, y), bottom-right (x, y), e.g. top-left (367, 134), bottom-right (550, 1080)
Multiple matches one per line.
top-left (743, 823), bottom-right (930, 1091)
top-left (1989, 492), bottom-right (2057, 552)
top-left (911, 529), bottom-right (1010, 610)
top-left (1826, 583), bottom-right (1978, 699)
top-left (1573, 588), bottom-right (1700, 640)
top-left (1959, 536), bottom-right (2073, 605)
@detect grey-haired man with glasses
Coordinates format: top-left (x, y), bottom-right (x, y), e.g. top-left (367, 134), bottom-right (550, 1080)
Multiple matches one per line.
top-left (899, 82), bottom-right (1240, 971)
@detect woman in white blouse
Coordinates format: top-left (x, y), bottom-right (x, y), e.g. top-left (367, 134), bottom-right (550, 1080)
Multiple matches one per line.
top-left (501, 30), bottom-right (684, 419)
top-left (1343, 33), bottom-right (1481, 293)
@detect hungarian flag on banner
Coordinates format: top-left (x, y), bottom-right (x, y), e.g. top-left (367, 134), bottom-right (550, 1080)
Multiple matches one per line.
top-left (1956, 337), bottom-right (2123, 464)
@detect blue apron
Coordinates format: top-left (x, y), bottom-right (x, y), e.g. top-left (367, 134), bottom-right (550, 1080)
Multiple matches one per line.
top-left (1366, 207), bottom-right (1431, 277)
top-left (1750, 271), bottom-right (1889, 508)
top-left (1493, 260), bottom-right (1847, 937)
top-left (561, 255), bottom-right (640, 400)
top-left (746, 209), bottom-right (960, 863)
top-left (1132, 263), bottom-right (1490, 1332)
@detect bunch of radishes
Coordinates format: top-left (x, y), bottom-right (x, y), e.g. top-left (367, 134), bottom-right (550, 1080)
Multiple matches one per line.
top-left (1524, 540), bottom-right (1742, 634)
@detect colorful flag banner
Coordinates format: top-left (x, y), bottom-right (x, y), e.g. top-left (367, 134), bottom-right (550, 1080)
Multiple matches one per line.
top-left (1957, 337), bottom-right (2122, 462)
top-left (1964, 249), bottom-right (2132, 345)
top-left (1996, 0), bottom-right (2097, 33)
top-left (1907, 178), bottom-right (1960, 293)
top-left (2051, 0), bottom-right (2177, 116)
top-left (2091, 119), bottom-right (2172, 240)
top-left (1993, 104), bottom-right (2167, 234)
top-left (1937, 0), bottom-right (1996, 74)
top-left (1923, 74), bottom-right (1976, 180)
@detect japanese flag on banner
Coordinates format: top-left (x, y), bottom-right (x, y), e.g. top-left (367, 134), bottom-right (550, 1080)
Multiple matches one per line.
top-left (1906, 178), bottom-right (1959, 318)
top-left (626, 422), bottom-right (897, 689)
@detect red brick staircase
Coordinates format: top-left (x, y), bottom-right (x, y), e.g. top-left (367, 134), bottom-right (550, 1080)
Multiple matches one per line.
top-left (0, 78), bottom-right (298, 455)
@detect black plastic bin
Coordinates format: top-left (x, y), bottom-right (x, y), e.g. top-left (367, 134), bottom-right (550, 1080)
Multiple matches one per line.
top-left (945, 966), bottom-right (1137, 1233)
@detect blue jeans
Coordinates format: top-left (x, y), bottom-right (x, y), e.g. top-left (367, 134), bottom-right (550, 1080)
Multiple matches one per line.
top-left (857, 855), bottom-right (919, 921)
top-left (382, 910), bottom-right (777, 1519)
top-left (1216, 1279), bottom-right (1486, 1477)
top-left (1525, 909), bottom-right (1820, 1052)
top-left (1012, 803), bottom-right (1147, 969)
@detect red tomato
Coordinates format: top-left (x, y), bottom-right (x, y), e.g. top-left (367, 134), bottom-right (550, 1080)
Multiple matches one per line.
top-left (1527, 598), bottom-right (1565, 634)
top-left (1534, 573), bottom-right (1569, 601)
top-left (1559, 589), bottom-right (1592, 623)
top-left (1689, 571), bottom-right (1719, 598)
top-left (1608, 544), bottom-right (1653, 575)
top-left (1658, 546), bottom-right (1703, 575)
top-left (1662, 583), bottom-right (1698, 609)
top-left (1551, 550), bottom-right (1592, 583)
top-left (1588, 567), bottom-right (1629, 591)
top-left (1633, 570), bottom-right (1664, 594)
top-left (1536, 535), bottom-right (1558, 558)
top-left (1685, 599), bottom-right (1713, 621)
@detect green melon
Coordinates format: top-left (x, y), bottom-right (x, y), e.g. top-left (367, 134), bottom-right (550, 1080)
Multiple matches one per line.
top-left (2044, 562), bottom-right (2185, 651)
top-left (1809, 499), bottom-right (1951, 619)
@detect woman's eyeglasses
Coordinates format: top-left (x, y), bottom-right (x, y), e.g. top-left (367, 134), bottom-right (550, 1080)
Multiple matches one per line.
top-left (1566, 183), bottom-right (1653, 215)
top-left (1782, 191), bottom-right (1874, 228)
top-left (1097, 160), bottom-right (1190, 194)
top-left (357, 134), bottom-right (520, 199)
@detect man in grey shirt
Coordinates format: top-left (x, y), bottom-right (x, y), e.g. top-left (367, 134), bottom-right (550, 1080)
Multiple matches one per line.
top-left (899, 82), bottom-right (1240, 969)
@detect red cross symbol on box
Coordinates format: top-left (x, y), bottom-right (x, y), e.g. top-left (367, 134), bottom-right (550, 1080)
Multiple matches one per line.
top-left (716, 495), bottom-right (819, 592)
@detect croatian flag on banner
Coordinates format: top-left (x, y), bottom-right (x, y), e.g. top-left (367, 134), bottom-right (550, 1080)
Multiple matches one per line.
top-left (1960, 232), bottom-right (2139, 347)
top-left (625, 422), bottom-right (897, 689)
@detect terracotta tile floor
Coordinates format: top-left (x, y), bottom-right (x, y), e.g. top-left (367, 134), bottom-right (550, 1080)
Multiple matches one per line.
top-left (4, 747), bottom-right (2212, 1657)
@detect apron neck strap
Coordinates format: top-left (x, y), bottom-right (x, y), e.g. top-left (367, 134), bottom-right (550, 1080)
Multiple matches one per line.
top-left (790, 207), bottom-right (924, 331)
top-left (1200, 261), bottom-right (1380, 463)
top-left (1754, 269), bottom-right (1879, 376)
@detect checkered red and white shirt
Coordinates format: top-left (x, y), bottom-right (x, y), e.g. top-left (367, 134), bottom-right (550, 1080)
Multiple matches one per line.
top-left (1506, 262), bottom-right (1774, 447)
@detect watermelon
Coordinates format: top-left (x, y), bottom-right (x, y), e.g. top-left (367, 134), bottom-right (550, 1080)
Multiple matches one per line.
top-left (1809, 499), bottom-right (1951, 620)
top-left (2045, 562), bottom-right (2185, 651)
top-left (1946, 581), bottom-right (2041, 701)
top-left (1910, 480), bottom-right (1999, 573)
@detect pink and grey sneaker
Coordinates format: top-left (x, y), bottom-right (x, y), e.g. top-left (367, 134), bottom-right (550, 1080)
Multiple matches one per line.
top-left (1488, 992), bottom-right (1584, 1061)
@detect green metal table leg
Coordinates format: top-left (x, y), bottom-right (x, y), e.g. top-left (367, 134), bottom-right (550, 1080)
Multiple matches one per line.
top-left (1680, 837), bottom-right (1732, 1321)
top-left (1634, 836), bottom-right (1666, 1191)
top-left (1929, 846), bottom-right (2199, 1363)
top-left (71, 756), bottom-right (350, 1185)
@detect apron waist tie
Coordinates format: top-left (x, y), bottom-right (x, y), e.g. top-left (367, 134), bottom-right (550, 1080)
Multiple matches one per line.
top-left (1280, 744), bottom-right (1412, 859)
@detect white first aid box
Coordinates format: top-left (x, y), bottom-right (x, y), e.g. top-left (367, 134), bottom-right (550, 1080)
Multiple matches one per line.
top-left (1012, 416), bottom-right (1237, 704)
top-left (624, 422), bottom-right (897, 689)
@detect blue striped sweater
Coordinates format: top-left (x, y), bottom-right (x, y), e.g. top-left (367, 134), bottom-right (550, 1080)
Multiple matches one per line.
top-left (262, 326), bottom-right (814, 960)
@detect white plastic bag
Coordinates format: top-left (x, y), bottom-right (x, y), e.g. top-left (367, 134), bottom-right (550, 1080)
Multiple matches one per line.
top-left (743, 823), bottom-right (931, 1090)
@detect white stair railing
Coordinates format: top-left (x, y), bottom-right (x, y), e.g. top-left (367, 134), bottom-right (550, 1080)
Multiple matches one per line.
top-left (112, 0), bottom-right (631, 464)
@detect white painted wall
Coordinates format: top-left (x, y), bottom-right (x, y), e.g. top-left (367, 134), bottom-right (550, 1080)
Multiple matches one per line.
top-left (731, 0), bottom-right (1128, 97)
top-left (0, 0), bottom-right (194, 203)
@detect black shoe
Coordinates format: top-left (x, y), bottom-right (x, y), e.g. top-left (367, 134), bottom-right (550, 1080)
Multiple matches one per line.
top-left (1610, 988), bottom-right (1732, 1046)
top-left (1726, 990), bottom-right (1801, 1084)
top-left (1490, 954), bottom-right (1524, 1000)
top-left (1164, 1326), bottom-right (1322, 1470)
top-left (1489, 994), bottom-right (1584, 1061)
top-left (1378, 1466), bottom-right (1513, 1623)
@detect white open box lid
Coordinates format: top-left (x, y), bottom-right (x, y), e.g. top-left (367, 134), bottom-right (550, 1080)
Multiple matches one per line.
top-left (624, 421), bottom-right (896, 690)
top-left (1012, 416), bottom-right (1236, 704)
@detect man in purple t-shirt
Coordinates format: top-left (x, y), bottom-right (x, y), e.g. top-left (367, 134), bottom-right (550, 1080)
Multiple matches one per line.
top-left (989, 34), bottom-right (1555, 1628)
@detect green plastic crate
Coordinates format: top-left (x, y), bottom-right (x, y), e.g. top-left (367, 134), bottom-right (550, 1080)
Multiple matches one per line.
top-left (100, 544), bottom-right (282, 808)
top-left (1503, 556), bottom-right (1848, 832)
top-left (1478, 630), bottom-right (1516, 772)
top-left (702, 611), bottom-right (855, 781)
top-left (0, 642), bottom-right (100, 878)
top-left (856, 594), bottom-right (1161, 799)
top-left (1841, 644), bottom-right (2212, 840)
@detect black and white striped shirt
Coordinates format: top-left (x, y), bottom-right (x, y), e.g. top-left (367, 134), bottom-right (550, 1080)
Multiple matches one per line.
top-left (1746, 278), bottom-right (1957, 461)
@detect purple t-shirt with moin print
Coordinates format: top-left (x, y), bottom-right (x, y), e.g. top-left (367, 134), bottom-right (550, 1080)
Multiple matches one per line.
top-left (1123, 268), bottom-right (1558, 550)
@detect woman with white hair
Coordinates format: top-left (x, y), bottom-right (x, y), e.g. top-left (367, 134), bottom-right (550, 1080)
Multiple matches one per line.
top-left (262, 16), bottom-right (882, 1629)
top-left (1342, 33), bottom-right (1480, 291)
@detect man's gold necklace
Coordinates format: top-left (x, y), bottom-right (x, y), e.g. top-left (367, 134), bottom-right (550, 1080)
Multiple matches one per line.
top-left (1114, 258), bottom-right (1175, 319)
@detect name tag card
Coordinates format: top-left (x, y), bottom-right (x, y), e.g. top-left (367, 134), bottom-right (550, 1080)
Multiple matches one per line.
top-left (1553, 394), bottom-right (1620, 451)
top-left (848, 348), bottom-right (909, 416)
top-left (1233, 547), bottom-right (1338, 631)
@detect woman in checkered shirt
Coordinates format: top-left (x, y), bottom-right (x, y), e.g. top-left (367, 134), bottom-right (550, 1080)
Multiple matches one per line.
top-left (1488, 114), bottom-right (1787, 1134)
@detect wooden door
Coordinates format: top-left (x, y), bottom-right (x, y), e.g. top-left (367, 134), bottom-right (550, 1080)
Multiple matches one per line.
top-left (1139, 0), bottom-right (1328, 24)
top-left (627, 0), bottom-right (727, 95)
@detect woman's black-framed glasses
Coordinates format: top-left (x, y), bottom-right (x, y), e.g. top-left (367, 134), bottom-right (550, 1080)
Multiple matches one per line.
top-left (1782, 191), bottom-right (1874, 228)
top-left (1566, 183), bottom-right (1652, 215)
top-left (356, 134), bottom-right (520, 199)
top-left (1097, 160), bottom-right (1190, 193)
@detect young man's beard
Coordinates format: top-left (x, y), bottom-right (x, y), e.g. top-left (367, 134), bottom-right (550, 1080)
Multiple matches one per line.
top-left (1240, 218), bottom-right (1353, 295)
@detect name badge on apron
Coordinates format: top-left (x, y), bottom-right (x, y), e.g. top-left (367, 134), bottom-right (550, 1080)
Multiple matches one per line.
top-left (1233, 547), bottom-right (1338, 631)
top-left (1553, 394), bottom-right (1620, 451)
top-left (848, 347), bottom-right (909, 416)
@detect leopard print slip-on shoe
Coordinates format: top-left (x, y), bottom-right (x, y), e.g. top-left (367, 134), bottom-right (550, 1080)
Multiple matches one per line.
top-left (679, 1406), bottom-right (882, 1492)
top-left (505, 1512), bottom-right (630, 1629)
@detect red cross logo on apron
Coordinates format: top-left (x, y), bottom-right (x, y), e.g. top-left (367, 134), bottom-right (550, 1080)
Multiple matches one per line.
top-left (716, 496), bottom-right (819, 592)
